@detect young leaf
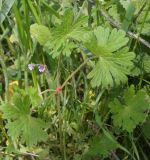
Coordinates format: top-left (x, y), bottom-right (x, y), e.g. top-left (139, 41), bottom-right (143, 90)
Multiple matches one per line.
top-left (119, 0), bottom-right (130, 10)
top-left (119, 0), bottom-right (145, 14)
top-left (0, 94), bottom-right (48, 146)
top-left (131, 53), bottom-right (150, 76)
top-left (143, 54), bottom-right (150, 73)
top-left (30, 23), bottom-right (51, 45)
top-left (109, 85), bottom-right (150, 132)
top-left (85, 26), bottom-right (135, 88)
top-left (27, 86), bottom-right (42, 107)
top-left (108, 5), bottom-right (121, 22)
top-left (121, 1), bottom-right (135, 31)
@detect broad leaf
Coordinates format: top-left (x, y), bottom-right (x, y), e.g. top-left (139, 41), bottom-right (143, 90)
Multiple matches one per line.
top-left (0, 94), bottom-right (48, 146)
top-left (47, 9), bottom-right (89, 57)
top-left (6, 116), bottom-right (47, 146)
top-left (109, 85), bottom-right (150, 132)
top-left (88, 134), bottom-right (118, 157)
top-left (85, 26), bottom-right (135, 88)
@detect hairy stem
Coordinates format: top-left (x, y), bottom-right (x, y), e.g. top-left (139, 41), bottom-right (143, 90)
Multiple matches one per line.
top-left (61, 58), bottom-right (90, 89)
top-left (56, 56), bottom-right (65, 159)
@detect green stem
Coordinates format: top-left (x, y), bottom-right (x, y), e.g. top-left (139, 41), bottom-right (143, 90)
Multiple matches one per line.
top-left (56, 93), bottom-right (63, 157)
top-left (133, 1), bottom-right (150, 51)
top-left (32, 70), bottom-right (38, 90)
top-left (56, 58), bottom-right (91, 160)
top-left (87, 0), bottom-right (92, 27)
top-left (61, 58), bottom-right (90, 89)
top-left (138, 74), bottom-right (143, 89)
top-left (95, 0), bottom-right (100, 26)
top-left (62, 108), bottom-right (67, 160)
top-left (42, 58), bottom-right (92, 94)
top-left (0, 45), bottom-right (9, 101)
top-left (133, 1), bottom-right (150, 89)
top-left (24, 69), bottom-right (28, 91)
top-left (63, 124), bottom-right (67, 160)
top-left (142, 78), bottom-right (150, 85)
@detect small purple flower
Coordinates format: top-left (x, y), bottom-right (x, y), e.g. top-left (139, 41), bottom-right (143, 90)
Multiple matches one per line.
top-left (28, 64), bottom-right (35, 70)
top-left (38, 64), bottom-right (46, 72)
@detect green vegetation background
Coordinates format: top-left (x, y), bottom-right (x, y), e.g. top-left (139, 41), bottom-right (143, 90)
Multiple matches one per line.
top-left (0, 0), bottom-right (150, 159)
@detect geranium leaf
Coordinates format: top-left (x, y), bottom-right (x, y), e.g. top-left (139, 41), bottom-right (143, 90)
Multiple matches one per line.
top-left (85, 26), bottom-right (135, 88)
top-left (88, 134), bottom-right (118, 157)
top-left (47, 9), bottom-right (89, 58)
top-left (109, 85), bottom-right (150, 132)
top-left (0, 94), bottom-right (48, 146)
top-left (30, 9), bottom-right (89, 58)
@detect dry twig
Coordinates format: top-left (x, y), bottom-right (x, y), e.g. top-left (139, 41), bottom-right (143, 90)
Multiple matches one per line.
top-left (99, 9), bottom-right (150, 49)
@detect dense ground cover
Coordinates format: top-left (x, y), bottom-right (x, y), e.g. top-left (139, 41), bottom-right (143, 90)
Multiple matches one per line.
top-left (0, 0), bottom-right (150, 159)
